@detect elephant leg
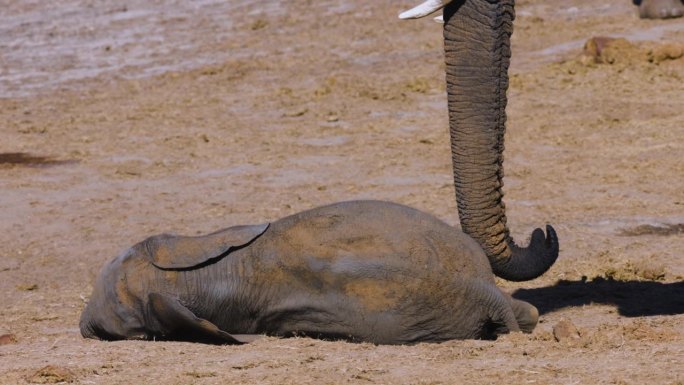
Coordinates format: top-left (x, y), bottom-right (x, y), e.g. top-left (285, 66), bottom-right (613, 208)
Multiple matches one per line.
top-left (639, 0), bottom-right (684, 19)
top-left (510, 298), bottom-right (539, 334)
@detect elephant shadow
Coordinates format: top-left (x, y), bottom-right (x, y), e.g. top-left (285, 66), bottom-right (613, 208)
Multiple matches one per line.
top-left (513, 278), bottom-right (684, 317)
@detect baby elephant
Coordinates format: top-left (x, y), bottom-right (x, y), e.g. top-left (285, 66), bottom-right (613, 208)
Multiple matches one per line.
top-left (80, 200), bottom-right (538, 344)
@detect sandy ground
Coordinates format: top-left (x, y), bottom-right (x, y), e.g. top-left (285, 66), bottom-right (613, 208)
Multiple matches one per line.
top-left (1, 0), bottom-right (683, 383)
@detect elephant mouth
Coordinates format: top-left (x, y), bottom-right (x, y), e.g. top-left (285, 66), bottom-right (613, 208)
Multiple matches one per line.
top-left (80, 321), bottom-right (112, 341)
top-left (79, 301), bottom-right (148, 342)
top-left (80, 319), bottom-right (149, 341)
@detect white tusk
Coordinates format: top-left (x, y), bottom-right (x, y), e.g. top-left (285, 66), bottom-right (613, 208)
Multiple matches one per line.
top-left (434, 15), bottom-right (444, 23)
top-left (398, 0), bottom-right (451, 19)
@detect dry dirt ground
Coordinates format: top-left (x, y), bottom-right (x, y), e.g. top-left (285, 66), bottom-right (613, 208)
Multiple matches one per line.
top-left (1, 0), bottom-right (683, 384)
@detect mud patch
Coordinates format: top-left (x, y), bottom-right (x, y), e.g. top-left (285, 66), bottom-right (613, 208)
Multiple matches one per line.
top-left (619, 223), bottom-right (684, 236)
top-left (26, 365), bottom-right (75, 384)
top-left (0, 153), bottom-right (76, 168)
top-left (576, 36), bottom-right (684, 66)
top-left (604, 260), bottom-right (667, 281)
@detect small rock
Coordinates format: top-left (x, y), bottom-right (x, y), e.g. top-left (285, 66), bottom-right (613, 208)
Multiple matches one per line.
top-left (583, 37), bottom-right (621, 60)
top-left (553, 319), bottom-right (581, 342)
top-left (648, 43), bottom-right (684, 64)
top-left (17, 283), bottom-right (38, 291)
top-left (250, 19), bottom-right (268, 30)
top-left (115, 161), bottom-right (144, 177)
top-left (0, 334), bottom-right (17, 345)
top-left (582, 36), bottom-right (639, 65)
top-left (283, 108), bottom-right (308, 118)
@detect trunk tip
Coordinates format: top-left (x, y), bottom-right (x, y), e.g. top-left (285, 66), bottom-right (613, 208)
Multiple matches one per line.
top-left (493, 224), bottom-right (559, 282)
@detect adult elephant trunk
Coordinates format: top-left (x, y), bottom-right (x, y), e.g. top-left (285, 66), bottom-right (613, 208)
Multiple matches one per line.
top-left (443, 0), bottom-right (558, 281)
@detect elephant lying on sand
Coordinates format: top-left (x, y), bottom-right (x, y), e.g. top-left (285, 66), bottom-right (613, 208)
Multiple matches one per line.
top-left (80, 201), bottom-right (539, 344)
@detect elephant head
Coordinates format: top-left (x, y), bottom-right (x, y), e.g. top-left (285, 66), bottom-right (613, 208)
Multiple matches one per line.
top-left (80, 224), bottom-right (269, 343)
top-left (401, 0), bottom-right (558, 281)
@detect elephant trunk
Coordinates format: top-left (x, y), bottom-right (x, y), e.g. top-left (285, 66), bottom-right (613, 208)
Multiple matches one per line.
top-left (443, 0), bottom-right (558, 281)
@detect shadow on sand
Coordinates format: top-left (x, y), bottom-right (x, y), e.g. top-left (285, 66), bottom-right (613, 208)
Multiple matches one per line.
top-left (0, 152), bottom-right (77, 167)
top-left (513, 278), bottom-right (684, 317)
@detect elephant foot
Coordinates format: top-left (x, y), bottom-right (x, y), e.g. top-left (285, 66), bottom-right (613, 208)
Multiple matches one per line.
top-left (639, 0), bottom-right (684, 19)
top-left (510, 298), bottom-right (539, 334)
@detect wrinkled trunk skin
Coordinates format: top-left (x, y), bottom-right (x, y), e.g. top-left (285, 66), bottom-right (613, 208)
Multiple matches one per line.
top-left (443, 0), bottom-right (558, 281)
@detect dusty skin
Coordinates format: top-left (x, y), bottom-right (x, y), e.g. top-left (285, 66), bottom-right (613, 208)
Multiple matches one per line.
top-left (1, 0), bottom-right (683, 384)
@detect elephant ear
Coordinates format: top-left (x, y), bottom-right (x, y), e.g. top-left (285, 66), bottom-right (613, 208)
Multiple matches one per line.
top-left (147, 293), bottom-right (260, 344)
top-left (146, 223), bottom-right (269, 270)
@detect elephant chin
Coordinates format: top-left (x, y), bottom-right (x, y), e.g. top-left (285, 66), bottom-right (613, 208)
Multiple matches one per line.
top-left (442, 0), bottom-right (558, 281)
top-left (79, 318), bottom-right (97, 340)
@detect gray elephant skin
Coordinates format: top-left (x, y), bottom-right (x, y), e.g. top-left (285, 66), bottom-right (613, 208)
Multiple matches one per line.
top-left (434, 0), bottom-right (559, 282)
top-left (636, 0), bottom-right (684, 19)
top-left (432, 0), bottom-right (677, 283)
top-left (80, 201), bottom-right (538, 344)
